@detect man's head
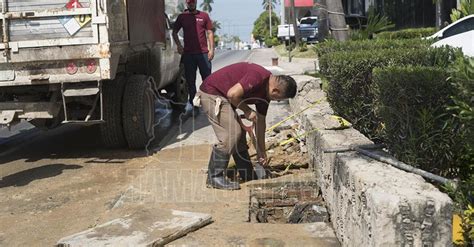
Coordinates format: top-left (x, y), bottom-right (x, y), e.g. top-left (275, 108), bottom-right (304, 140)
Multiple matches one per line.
top-left (186, 0), bottom-right (197, 11)
top-left (268, 75), bottom-right (297, 101)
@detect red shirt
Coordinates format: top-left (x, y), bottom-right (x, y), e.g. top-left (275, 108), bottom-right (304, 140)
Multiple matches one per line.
top-left (173, 10), bottom-right (212, 54)
top-left (200, 63), bottom-right (271, 115)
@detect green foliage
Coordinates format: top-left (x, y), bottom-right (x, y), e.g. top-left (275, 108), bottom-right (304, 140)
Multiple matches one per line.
top-left (200, 0), bottom-right (214, 13)
top-left (357, 7), bottom-right (395, 39)
top-left (319, 46), bottom-right (460, 141)
top-left (264, 37), bottom-right (279, 47)
top-left (451, 0), bottom-right (474, 22)
top-left (315, 38), bottom-right (431, 57)
top-left (262, 0), bottom-right (279, 11)
top-left (212, 20), bottom-right (221, 33)
top-left (252, 11), bottom-right (280, 42)
top-left (447, 57), bottom-right (474, 188)
top-left (373, 66), bottom-right (460, 175)
top-left (376, 27), bottom-right (437, 39)
top-left (445, 176), bottom-right (474, 245)
top-left (298, 43), bottom-right (308, 52)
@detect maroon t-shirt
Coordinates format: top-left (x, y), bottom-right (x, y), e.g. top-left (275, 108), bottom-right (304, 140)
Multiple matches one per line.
top-left (173, 10), bottom-right (212, 54)
top-left (200, 63), bottom-right (271, 115)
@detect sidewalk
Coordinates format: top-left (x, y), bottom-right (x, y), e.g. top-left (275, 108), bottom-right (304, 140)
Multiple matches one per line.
top-left (248, 48), bottom-right (317, 76)
top-left (143, 49), bottom-right (338, 245)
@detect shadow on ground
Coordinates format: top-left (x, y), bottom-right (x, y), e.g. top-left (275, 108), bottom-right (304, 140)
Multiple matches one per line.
top-left (0, 164), bottom-right (82, 188)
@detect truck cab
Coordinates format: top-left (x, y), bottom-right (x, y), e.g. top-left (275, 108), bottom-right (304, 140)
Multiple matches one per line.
top-left (0, 0), bottom-right (188, 149)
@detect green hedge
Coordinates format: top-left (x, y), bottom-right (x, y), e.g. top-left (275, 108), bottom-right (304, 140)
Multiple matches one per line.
top-left (315, 38), bottom-right (431, 57)
top-left (372, 66), bottom-right (458, 175)
top-left (319, 46), bottom-right (459, 141)
top-left (376, 27), bottom-right (437, 40)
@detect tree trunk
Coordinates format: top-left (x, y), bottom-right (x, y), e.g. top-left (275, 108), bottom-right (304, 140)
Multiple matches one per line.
top-left (269, 0), bottom-right (272, 37)
top-left (436, 0), bottom-right (443, 29)
top-left (318, 0), bottom-right (329, 41)
top-left (326, 0), bottom-right (349, 41)
top-left (290, 0), bottom-right (300, 46)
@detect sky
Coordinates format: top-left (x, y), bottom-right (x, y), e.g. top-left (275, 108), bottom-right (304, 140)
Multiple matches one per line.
top-left (207, 0), bottom-right (282, 43)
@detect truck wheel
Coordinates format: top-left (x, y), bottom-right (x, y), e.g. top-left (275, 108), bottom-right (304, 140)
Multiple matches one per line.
top-left (169, 66), bottom-right (188, 112)
top-left (122, 75), bottom-right (156, 149)
top-left (100, 76), bottom-right (127, 148)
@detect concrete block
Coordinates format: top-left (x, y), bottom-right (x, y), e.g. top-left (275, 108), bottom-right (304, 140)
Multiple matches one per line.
top-left (290, 76), bottom-right (453, 246)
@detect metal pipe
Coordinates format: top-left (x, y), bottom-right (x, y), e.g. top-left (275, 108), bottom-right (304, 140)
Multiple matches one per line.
top-left (2, 0), bottom-right (9, 52)
top-left (354, 147), bottom-right (454, 186)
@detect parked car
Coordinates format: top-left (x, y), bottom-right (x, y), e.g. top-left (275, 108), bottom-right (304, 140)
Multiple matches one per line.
top-left (429, 14), bottom-right (474, 57)
top-left (277, 23), bottom-right (297, 44)
top-left (345, 14), bottom-right (368, 29)
top-left (299, 16), bottom-right (318, 44)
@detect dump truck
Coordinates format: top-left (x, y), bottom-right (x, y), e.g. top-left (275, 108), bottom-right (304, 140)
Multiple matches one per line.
top-left (0, 0), bottom-right (188, 149)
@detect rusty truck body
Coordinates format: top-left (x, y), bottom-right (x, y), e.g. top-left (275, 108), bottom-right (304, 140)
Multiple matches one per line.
top-left (0, 0), bottom-right (188, 149)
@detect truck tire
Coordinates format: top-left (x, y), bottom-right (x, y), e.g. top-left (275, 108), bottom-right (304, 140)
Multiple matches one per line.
top-left (100, 76), bottom-right (127, 148)
top-left (122, 75), bottom-right (156, 149)
top-left (169, 66), bottom-right (188, 112)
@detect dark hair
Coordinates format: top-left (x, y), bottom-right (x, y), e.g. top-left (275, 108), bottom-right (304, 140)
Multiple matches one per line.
top-left (276, 75), bottom-right (297, 98)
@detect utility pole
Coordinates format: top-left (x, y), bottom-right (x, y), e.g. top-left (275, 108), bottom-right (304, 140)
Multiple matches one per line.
top-left (290, 0), bottom-right (300, 47)
top-left (269, 0), bottom-right (272, 37)
top-left (326, 0), bottom-right (349, 41)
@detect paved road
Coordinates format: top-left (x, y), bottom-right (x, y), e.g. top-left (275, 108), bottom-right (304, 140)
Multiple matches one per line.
top-left (0, 50), bottom-right (251, 162)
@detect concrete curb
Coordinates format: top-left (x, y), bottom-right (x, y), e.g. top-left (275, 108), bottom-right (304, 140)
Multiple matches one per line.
top-left (289, 75), bottom-right (453, 246)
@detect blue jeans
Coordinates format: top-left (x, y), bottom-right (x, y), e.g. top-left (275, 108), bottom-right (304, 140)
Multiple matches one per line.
top-left (182, 53), bottom-right (212, 105)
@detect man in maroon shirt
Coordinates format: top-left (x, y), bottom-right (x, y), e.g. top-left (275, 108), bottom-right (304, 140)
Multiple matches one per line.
top-left (172, 0), bottom-right (214, 110)
top-left (196, 62), bottom-right (297, 190)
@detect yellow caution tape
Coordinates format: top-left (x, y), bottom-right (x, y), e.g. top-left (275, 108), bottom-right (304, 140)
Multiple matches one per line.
top-left (266, 99), bottom-right (323, 133)
top-left (453, 214), bottom-right (464, 244)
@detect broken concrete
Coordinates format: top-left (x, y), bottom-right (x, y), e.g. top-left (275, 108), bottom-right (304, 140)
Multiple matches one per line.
top-left (56, 209), bottom-right (212, 247)
top-left (289, 75), bottom-right (453, 246)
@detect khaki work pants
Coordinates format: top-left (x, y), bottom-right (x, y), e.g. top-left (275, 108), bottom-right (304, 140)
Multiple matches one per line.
top-left (197, 91), bottom-right (248, 155)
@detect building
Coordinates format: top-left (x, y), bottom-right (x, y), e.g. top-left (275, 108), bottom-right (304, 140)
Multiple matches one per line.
top-left (280, 0), bottom-right (460, 29)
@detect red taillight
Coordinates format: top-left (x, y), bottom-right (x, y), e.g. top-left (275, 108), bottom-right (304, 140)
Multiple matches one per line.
top-left (86, 59), bottom-right (97, 74)
top-left (66, 62), bottom-right (78, 75)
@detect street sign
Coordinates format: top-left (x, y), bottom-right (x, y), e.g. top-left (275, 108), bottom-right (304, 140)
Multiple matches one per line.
top-left (59, 0), bottom-right (92, 36)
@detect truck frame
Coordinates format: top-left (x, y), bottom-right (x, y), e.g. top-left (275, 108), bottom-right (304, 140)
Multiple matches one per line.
top-left (0, 0), bottom-right (188, 149)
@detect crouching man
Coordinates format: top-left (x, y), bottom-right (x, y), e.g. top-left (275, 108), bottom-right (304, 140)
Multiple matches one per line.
top-left (196, 62), bottom-right (297, 190)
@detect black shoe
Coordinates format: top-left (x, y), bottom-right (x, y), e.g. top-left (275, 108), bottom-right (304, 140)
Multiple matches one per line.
top-left (207, 147), bottom-right (240, 190)
top-left (233, 150), bottom-right (258, 182)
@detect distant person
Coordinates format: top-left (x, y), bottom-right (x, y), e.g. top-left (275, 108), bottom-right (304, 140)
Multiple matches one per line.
top-left (172, 0), bottom-right (214, 112)
top-left (195, 62), bottom-right (297, 190)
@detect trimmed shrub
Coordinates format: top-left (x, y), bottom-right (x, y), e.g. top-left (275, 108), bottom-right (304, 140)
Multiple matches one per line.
top-left (375, 27), bottom-right (437, 39)
top-left (315, 38), bottom-right (431, 57)
top-left (319, 46), bottom-right (460, 141)
top-left (373, 66), bottom-right (457, 175)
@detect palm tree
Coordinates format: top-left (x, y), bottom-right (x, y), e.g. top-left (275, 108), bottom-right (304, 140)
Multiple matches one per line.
top-left (262, 0), bottom-right (279, 11)
top-left (231, 35), bottom-right (241, 49)
top-left (212, 20), bottom-right (221, 33)
top-left (200, 0), bottom-right (214, 13)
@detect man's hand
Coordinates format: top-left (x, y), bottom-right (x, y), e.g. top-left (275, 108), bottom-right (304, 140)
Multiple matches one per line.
top-left (208, 50), bottom-right (214, 61)
top-left (177, 45), bottom-right (184, 55)
top-left (257, 152), bottom-right (268, 166)
top-left (244, 110), bottom-right (257, 123)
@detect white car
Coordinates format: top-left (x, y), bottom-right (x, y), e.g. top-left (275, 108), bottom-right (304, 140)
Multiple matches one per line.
top-left (429, 15), bottom-right (474, 57)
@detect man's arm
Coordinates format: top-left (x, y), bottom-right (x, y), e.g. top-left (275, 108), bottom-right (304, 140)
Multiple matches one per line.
top-left (207, 30), bottom-right (215, 61)
top-left (227, 84), bottom-right (267, 162)
top-left (172, 30), bottom-right (184, 54)
top-left (172, 16), bottom-right (183, 54)
top-left (227, 83), bottom-right (255, 121)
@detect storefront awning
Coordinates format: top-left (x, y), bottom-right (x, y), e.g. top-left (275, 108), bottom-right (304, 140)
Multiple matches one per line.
top-left (284, 0), bottom-right (314, 7)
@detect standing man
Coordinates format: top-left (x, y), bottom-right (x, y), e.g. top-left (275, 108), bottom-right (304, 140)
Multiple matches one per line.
top-left (172, 0), bottom-right (214, 111)
top-left (197, 62), bottom-right (297, 190)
